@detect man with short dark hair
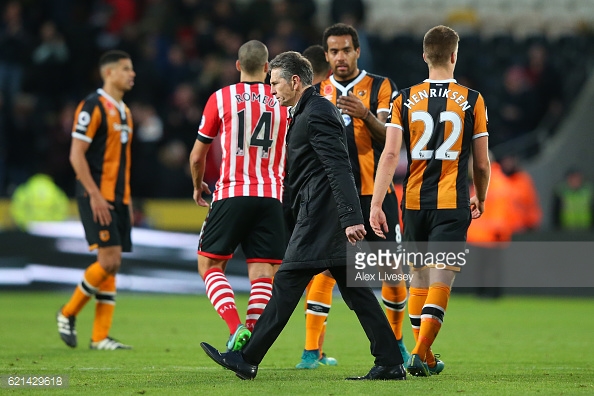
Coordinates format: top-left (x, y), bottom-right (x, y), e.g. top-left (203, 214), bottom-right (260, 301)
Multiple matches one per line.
top-left (200, 51), bottom-right (406, 381)
top-left (56, 50), bottom-right (135, 350)
top-left (295, 22), bottom-right (409, 370)
top-left (303, 44), bottom-right (331, 85)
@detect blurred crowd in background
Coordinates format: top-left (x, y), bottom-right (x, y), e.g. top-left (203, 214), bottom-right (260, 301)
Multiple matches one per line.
top-left (0, 0), bottom-right (593, 232)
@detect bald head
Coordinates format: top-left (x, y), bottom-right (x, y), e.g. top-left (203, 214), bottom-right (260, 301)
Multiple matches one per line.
top-left (238, 40), bottom-right (269, 75)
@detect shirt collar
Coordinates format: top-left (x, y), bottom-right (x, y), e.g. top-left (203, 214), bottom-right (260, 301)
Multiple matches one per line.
top-left (423, 78), bottom-right (457, 83)
top-left (291, 86), bottom-right (316, 118)
top-left (97, 88), bottom-right (126, 118)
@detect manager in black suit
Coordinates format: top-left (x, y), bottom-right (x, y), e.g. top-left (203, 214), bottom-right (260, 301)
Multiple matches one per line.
top-left (201, 51), bottom-right (405, 381)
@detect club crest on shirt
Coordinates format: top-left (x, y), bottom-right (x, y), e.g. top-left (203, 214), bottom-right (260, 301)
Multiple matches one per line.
top-left (342, 113), bottom-right (352, 126)
top-left (99, 230), bottom-right (110, 242)
top-left (324, 85), bottom-right (333, 95)
top-left (358, 90), bottom-right (367, 97)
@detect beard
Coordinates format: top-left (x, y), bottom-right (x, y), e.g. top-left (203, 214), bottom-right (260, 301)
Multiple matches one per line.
top-left (332, 64), bottom-right (353, 79)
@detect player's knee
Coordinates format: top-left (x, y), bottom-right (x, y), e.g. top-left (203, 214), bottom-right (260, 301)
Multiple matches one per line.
top-left (197, 256), bottom-right (226, 278)
top-left (248, 270), bottom-right (274, 281)
top-left (430, 267), bottom-right (456, 287)
top-left (247, 262), bottom-right (276, 281)
top-left (99, 260), bottom-right (120, 274)
top-left (98, 248), bottom-right (122, 274)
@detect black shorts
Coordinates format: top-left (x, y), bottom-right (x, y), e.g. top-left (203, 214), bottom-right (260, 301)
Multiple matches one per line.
top-left (360, 191), bottom-right (402, 243)
top-left (402, 208), bottom-right (471, 270)
top-left (77, 197), bottom-right (132, 252)
top-left (198, 197), bottom-right (286, 264)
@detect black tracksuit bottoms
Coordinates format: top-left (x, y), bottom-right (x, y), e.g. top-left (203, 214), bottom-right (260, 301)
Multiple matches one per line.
top-left (241, 264), bottom-right (403, 367)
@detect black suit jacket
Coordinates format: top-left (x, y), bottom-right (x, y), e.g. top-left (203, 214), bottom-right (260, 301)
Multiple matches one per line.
top-left (282, 86), bottom-right (364, 269)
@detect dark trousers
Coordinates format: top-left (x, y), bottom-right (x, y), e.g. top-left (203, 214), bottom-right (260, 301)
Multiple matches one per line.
top-left (242, 264), bottom-right (403, 367)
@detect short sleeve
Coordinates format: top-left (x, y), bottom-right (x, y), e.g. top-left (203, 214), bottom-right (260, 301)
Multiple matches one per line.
top-left (196, 92), bottom-right (221, 144)
top-left (376, 78), bottom-right (398, 114)
top-left (473, 93), bottom-right (489, 139)
top-left (71, 98), bottom-right (102, 143)
top-left (385, 92), bottom-right (403, 130)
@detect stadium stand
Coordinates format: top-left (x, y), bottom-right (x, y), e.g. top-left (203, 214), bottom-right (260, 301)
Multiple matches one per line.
top-left (1, 0), bottom-right (594, 297)
top-left (0, 0), bottom-right (592, 216)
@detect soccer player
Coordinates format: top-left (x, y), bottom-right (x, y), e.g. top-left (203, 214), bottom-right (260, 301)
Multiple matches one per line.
top-left (190, 40), bottom-right (288, 352)
top-left (303, 45), bottom-right (331, 84)
top-left (298, 43), bottom-right (337, 368)
top-left (201, 50), bottom-right (406, 382)
top-left (294, 23), bottom-right (409, 369)
top-left (56, 50), bottom-right (135, 350)
top-left (370, 25), bottom-right (490, 376)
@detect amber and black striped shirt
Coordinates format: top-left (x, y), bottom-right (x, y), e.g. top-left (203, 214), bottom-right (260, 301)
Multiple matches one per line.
top-left (71, 89), bottom-right (133, 204)
top-left (318, 71), bottom-right (397, 196)
top-left (387, 79), bottom-right (488, 210)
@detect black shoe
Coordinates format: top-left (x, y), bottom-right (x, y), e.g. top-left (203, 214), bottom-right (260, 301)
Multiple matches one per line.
top-left (346, 364), bottom-right (406, 380)
top-left (200, 342), bottom-right (258, 380)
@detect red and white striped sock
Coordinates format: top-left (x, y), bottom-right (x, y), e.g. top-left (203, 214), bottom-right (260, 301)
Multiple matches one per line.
top-left (203, 268), bottom-right (241, 333)
top-left (245, 277), bottom-right (273, 331)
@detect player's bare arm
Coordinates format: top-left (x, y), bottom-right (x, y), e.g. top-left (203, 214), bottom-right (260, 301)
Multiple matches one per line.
top-left (470, 135), bottom-right (490, 219)
top-left (189, 139), bottom-right (212, 207)
top-left (69, 138), bottom-right (113, 226)
top-left (370, 125), bottom-right (403, 237)
top-left (336, 91), bottom-right (387, 145)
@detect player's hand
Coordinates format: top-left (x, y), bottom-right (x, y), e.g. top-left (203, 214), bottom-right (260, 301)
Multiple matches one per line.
top-left (345, 224), bottom-right (366, 245)
top-left (369, 205), bottom-right (388, 239)
top-left (470, 196), bottom-right (485, 219)
top-left (336, 91), bottom-right (369, 119)
top-left (90, 193), bottom-right (114, 226)
top-left (193, 182), bottom-right (211, 207)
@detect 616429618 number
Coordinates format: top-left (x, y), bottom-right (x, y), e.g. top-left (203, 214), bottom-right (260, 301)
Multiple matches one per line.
top-left (1, 375), bottom-right (68, 387)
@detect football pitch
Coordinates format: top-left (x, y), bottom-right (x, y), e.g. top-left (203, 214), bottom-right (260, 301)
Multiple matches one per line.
top-left (1, 291), bottom-right (593, 395)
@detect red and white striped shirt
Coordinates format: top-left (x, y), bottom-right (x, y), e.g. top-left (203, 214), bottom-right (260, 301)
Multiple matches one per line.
top-left (197, 82), bottom-right (288, 202)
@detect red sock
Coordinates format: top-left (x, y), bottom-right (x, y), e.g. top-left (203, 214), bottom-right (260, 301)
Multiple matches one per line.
top-left (203, 268), bottom-right (241, 333)
top-left (245, 277), bottom-right (273, 331)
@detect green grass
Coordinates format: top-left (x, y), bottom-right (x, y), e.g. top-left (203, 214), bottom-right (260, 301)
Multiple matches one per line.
top-left (1, 292), bottom-right (593, 395)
